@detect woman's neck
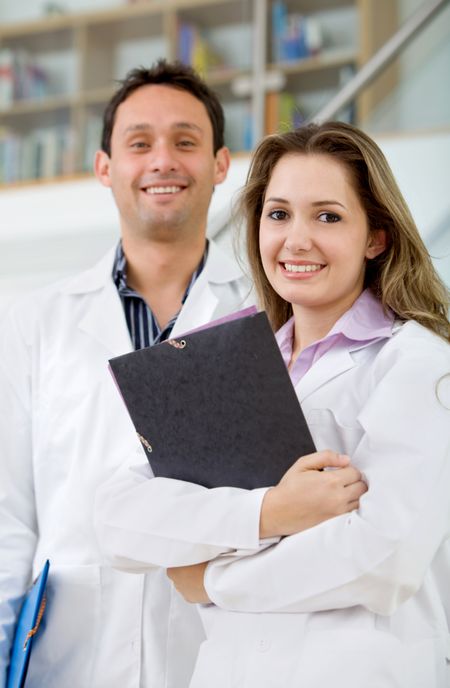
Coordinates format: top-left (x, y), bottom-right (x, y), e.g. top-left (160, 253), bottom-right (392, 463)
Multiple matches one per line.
top-left (291, 294), bottom-right (361, 357)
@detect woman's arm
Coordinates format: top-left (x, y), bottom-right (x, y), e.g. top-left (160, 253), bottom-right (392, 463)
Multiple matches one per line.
top-left (95, 449), bottom-right (365, 570)
top-left (199, 336), bottom-right (450, 615)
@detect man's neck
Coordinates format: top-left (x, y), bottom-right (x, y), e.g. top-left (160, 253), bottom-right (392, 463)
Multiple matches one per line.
top-left (121, 233), bottom-right (207, 329)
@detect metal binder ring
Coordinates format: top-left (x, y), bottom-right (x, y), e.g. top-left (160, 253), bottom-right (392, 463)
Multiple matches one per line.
top-left (137, 433), bottom-right (153, 453)
top-left (167, 339), bottom-right (186, 349)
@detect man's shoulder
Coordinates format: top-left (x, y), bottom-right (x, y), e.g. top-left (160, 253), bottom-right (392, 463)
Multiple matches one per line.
top-left (2, 247), bottom-right (116, 327)
top-left (204, 240), bottom-right (251, 286)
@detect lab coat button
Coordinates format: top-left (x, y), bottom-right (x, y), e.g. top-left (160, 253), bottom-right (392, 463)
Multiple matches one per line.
top-left (256, 638), bottom-right (271, 653)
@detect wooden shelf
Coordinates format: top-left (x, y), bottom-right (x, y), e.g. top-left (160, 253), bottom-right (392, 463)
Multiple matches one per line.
top-left (0, 0), bottom-right (398, 186)
top-left (268, 47), bottom-right (357, 77)
top-left (0, 94), bottom-right (78, 117)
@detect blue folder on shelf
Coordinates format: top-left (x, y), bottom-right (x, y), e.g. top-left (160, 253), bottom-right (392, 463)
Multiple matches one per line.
top-left (6, 560), bottom-right (50, 688)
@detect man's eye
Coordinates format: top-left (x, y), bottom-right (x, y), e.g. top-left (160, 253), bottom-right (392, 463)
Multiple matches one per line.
top-left (268, 209), bottom-right (288, 221)
top-left (318, 212), bottom-right (340, 223)
top-left (177, 140), bottom-right (196, 148)
top-left (131, 141), bottom-right (149, 149)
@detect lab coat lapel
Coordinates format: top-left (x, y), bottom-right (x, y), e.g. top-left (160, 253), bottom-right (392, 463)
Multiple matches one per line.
top-left (62, 247), bottom-right (133, 357)
top-left (296, 345), bottom-right (357, 403)
top-left (171, 278), bottom-right (219, 337)
top-left (79, 282), bottom-right (132, 356)
top-left (171, 241), bottom-right (243, 337)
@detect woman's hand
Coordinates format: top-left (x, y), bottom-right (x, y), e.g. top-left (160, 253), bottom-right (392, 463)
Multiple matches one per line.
top-left (260, 450), bottom-right (367, 538)
top-left (167, 562), bottom-right (211, 604)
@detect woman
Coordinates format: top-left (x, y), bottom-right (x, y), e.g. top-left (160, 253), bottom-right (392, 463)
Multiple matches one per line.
top-left (97, 122), bottom-right (450, 687)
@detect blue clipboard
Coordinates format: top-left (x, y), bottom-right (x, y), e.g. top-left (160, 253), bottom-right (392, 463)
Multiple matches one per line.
top-left (6, 560), bottom-right (50, 688)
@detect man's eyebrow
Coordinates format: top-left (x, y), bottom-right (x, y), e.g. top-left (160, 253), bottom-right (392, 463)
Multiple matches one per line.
top-left (122, 122), bottom-right (203, 135)
top-left (123, 123), bottom-right (152, 135)
top-left (173, 122), bottom-right (203, 134)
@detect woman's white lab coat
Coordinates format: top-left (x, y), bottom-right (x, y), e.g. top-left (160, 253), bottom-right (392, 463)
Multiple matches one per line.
top-left (0, 241), bottom-right (254, 688)
top-left (96, 318), bottom-right (450, 687)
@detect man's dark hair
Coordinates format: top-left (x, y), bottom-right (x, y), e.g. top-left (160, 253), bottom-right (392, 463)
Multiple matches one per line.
top-left (101, 59), bottom-right (225, 156)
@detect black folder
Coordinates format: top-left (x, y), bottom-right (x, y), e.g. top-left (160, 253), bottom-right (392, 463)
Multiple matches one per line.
top-left (109, 311), bottom-right (315, 489)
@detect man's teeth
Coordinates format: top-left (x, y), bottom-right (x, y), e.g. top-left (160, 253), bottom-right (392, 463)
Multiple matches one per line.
top-left (145, 186), bottom-right (182, 194)
top-left (284, 263), bottom-right (322, 273)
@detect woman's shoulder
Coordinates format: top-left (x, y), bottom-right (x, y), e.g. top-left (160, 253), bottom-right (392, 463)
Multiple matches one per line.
top-left (392, 319), bottom-right (448, 347)
top-left (378, 319), bottom-right (450, 369)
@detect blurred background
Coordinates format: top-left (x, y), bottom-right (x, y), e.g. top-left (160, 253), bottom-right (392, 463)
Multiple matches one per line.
top-left (0, 0), bottom-right (449, 310)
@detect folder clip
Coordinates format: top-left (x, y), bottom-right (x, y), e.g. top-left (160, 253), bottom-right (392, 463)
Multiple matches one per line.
top-left (137, 433), bottom-right (153, 453)
top-left (23, 595), bottom-right (46, 651)
top-left (167, 339), bottom-right (186, 349)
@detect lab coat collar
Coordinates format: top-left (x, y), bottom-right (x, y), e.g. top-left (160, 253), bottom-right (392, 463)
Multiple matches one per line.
top-left (297, 331), bottom-right (397, 403)
top-left (59, 240), bottom-right (244, 355)
top-left (170, 241), bottom-right (246, 336)
top-left (296, 344), bottom-right (360, 403)
top-left (61, 246), bottom-right (117, 295)
top-left (60, 246), bottom-right (133, 356)
top-left (60, 240), bottom-right (242, 294)
top-left (202, 239), bottom-right (246, 284)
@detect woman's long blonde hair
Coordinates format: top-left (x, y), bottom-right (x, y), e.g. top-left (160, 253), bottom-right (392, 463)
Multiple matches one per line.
top-left (239, 121), bottom-right (450, 341)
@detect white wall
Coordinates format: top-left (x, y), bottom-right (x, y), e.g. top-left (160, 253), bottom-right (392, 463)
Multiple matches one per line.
top-left (0, 1), bottom-right (448, 310)
top-left (364, 0), bottom-right (450, 132)
top-left (0, 131), bottom-right (449, 312)
top-left (0, 155), bottom-right (251, 309)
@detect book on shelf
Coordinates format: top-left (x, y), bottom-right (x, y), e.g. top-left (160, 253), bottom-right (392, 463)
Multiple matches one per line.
top-left (0, 49), bottom-right (15, 110)
top-left (83, 116), bottom-right (103, 172)
top-left (177, 20), bottom-right (224, 77)
top-left (0, 125), bottom-right (74, 183)
top-left (0, 48), bottom-right (48, 109)
top-left (271, 1), bottom-right (323, 64)
top-left (265, 91), bottom-right (305, 136)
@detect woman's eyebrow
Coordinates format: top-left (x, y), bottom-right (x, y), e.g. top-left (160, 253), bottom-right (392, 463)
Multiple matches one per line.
top-left (311, 199), bottom-right (346, 209)
top-left (264, 196), bottom-right (289, 204)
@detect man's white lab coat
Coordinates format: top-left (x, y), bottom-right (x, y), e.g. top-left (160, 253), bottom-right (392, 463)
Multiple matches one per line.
top-left (0, 240), bottom-right (254, 688)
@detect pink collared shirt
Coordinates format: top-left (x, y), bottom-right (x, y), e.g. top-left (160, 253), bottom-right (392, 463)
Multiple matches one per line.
top-left (275, 289), bottom-right (396, 387)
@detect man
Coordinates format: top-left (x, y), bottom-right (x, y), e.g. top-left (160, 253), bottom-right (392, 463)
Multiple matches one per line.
top-left (0, 60), bottom-right (254, 688)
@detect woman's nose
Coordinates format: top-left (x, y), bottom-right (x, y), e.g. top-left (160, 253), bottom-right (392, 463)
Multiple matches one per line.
top-left (284, 221), bottom-right (313, 252)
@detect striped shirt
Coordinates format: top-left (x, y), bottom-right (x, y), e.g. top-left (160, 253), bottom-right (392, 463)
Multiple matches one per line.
top-left (112, 241), bottom-right (208, 350)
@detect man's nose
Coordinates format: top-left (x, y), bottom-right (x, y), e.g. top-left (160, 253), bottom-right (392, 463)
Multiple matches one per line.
top-left (148, 141), bottom-right (178, 174)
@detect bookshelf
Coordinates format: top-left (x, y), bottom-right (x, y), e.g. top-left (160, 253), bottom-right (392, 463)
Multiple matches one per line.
top-left (263, 0), bottom-right (398, 133)
top-left (0, 0), bottom-right (398, 186)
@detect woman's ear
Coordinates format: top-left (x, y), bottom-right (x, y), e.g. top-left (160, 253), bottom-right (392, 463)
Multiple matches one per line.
top-left (366, 229), bottom-right (387, 259)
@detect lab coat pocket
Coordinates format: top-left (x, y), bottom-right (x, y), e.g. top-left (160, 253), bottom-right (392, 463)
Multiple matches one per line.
top-left (26, 564), bottom-right (101, 688)
top-left (306, 408), bottom-right (363, 457)
top-left (292, 629), bottom-right (439, 688)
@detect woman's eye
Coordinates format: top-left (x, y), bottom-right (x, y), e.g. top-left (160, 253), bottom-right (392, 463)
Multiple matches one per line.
top-left (269, 209), bottom-right (288, 221)
top-left (318, 211), bottom-right (340, 223)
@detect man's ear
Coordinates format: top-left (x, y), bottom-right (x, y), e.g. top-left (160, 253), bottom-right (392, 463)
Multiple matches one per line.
top-left (94, 149), bottom-right (112, 188)
top-left (213, 146), bottom-right (231, 186)
top-left (366, 229), bottom-right (387, 259)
